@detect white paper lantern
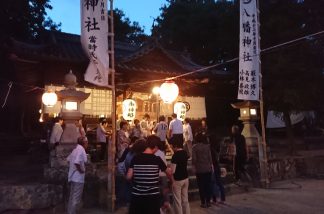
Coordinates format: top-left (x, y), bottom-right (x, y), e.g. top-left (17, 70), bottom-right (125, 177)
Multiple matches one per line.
top-left (174, 102), bottom-right (187, 121)
top-left (160, 81), bottom-right (179, 104)
top-left (42, 91), bottom-right (57, 107)
top-left (122, 99), bottom-right (137, 121)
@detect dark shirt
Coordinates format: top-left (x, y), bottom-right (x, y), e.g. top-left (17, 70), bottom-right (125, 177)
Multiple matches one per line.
top-left (130, 153), bottom-right (167, 196)
top-left (171, 150), bottom-right (188, 181)
top-left (232, 134), bottom-right (247, 159)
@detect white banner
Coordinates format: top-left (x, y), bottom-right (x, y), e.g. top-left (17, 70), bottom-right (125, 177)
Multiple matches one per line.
top-left (81, 0), bottom-right (109, 86)
top-left (238, 0), bottom-right (260, 100)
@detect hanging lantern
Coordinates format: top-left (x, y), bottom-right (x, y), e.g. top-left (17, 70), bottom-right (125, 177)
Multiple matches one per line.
top-left (42, 91), bottom-right (58, 107)
top-left (122, 99), bottom-right (137, 121)
top-left (174, 102), bottom-right (187, 121)
top-left (160, 81), bottom-right (179, 104)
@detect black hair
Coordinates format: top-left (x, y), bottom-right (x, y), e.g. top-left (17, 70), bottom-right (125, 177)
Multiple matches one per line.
top-left (159, 115), bottom-right (165, 122)
top-left (172, 113), bottom-right (177, 118)
top-left (144, 113), bottom-right (150, 119)
top-left (131, 139), bottom-right (147, 155)
top-left (54, 116), bottom-right (63, 123)
top-left (146, 135), bottom-right (160, 149)
top-left (134, 119), bottom-right (140, 124)
top-left (184, 118), bottom-right (190, 123)
top-left (77, 136), bottom-right (88, 145)
top-left (120, 121), bottom-right (128, 129)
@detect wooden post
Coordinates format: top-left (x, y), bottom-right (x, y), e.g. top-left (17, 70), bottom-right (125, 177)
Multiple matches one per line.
top-left (107, 0), bottom-right (116, 211)
top-left (257, 0), bottom-right (270, 187)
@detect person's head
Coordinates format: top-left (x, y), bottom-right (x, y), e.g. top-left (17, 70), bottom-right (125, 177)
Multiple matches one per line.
top-left (134, 119), bottom-right (140, 126)
top-left (171, 113), bottom-right (177, 119)
top-left (201, 118), bottom-right (207, 128)
top-left (146, 135), bottom-right (160, 152)
top-left (184, 118), bottom-right (190, 124)
top-left (131, 139), bottom-right (147, 155)
top-left (75, 119), bottom-right (82, 127)
top-left (231, 125), bottom-right (240, 135)
top-left (159, 115), bottom-right (165, 122)
top-left (55, 116), bottom-right (63, 125)
top-left (143, 113), bottom-right (150, 121)
top-left (120, 121), bottom-right (128, 130)
top-left (100, 119), bottom-right (108, 127)
top-left (194, 132), bottom-right (208, 144)
top-left (77, 136), bottom-right (88, 149)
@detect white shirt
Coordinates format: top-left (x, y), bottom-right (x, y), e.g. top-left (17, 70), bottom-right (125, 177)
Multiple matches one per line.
top-left (155, 121), bottom-right (168, 141)
top-left (169, 118), bottom-right (183, 135)
top-left (50, 123), bottom-right (63, 144)
top-left (183, 123), bottom-right (193, 142)
top-left (67, 144), bottom-right (87, 183)
top-left (155, 149), bottom-right (167, 177)
top-left (96, 124), bottom-right (107, 143)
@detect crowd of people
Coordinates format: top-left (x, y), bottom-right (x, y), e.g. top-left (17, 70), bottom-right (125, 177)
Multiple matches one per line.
top-left (49, 113), bottom-right (249, 214)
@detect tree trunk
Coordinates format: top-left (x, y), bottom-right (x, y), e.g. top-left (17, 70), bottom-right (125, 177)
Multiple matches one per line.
top-left (283, 110), bottom-right (295, 154)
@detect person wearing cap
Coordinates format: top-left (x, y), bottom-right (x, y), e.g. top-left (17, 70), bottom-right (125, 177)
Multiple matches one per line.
top-left (67, 136), bottom-right (88, 214)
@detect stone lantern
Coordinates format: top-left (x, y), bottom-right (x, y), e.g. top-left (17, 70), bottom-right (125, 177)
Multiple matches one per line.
top-left (47, 71), bottom-right (90, 174)
top-left (231, 101), bottom-right (260, 156)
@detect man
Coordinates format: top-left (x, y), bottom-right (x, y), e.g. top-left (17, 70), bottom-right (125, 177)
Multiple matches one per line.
top-left (183, 118), bottom-right (193, 158)
top-left (154, 115), bottom-right (168, 143)
top-left (49, 116), bottom-right (64, 146)
top-left (140, 113), bottom-right (151, 137)
top-left (127, 135), bottom-right (172, 214)
top-left (169, 113), bottom-right (183, 147)
top-left (117, 121), bottom-right (131, 159)
top-left (96, 118), bottom-right (108, 161)
top-left (67, 136), bottom-right (88, 214)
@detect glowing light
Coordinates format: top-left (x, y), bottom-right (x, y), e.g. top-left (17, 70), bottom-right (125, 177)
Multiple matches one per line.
top-left (174, 102), bottom-right (186, 121)
top-left (42, 91), bottom-right (57, 107)
top-left (122, 99), bottom-right (136, 121)
top-left (65, 101), bottom-right (78, 110)
top-left (250, 108), bottom-right (257, 115)
top-left (160, 81), bottom-right (179, 104)
top-left (152, 86), bottom-right (160, 95)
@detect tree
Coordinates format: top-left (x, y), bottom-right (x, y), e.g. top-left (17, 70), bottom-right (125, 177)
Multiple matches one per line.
top-left (0, 0), bottom-right (61, 42)
top-left (154, 0), bottom-right (324, 152)
top-left (114, 9), bottom-right (147, 45)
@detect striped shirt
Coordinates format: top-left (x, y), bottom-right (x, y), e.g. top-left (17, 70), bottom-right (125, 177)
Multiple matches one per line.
top-left (130, 153), bottom-right (167, 196)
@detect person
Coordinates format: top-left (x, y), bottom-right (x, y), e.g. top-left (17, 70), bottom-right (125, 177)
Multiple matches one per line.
top-left (140, 113), bottom-right (151, 137)
top-left (154, 140), bottom-right (170, 212)
top-left (169, 113), bottom-right (183, 147)
top-left (196, 118), bottom-right (210, 143)
top-left (49, 116), bottom-right (64, 147)
top-left (117, 121), bottom-right (131, 160)
top-left (127, 135), bottom-right (172, 214)
top-left (231, 125), bottom-right (249, 181)
top-left (183, 118), bottom-right (193, 158)
top-left (154, 115), bottom-right (168, 144)
top-left (192, 133), bottom-right (213, 208)
top-left (75, 119), bottom-right (86, 138)
top-left (116, 115), bottom-right (125, 131)
top-left (210, 137), bottom-right (226, 204)
top-left (171, 140), bottom-right (190, 214)
top-left (96, 118), bottom-right (108, 161)
top-left (67, 136), bottom-right (88, 214)
top-left (130, 119), bottom-right (143, 139)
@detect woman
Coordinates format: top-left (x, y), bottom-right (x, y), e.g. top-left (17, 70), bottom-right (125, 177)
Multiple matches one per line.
top-left (192, 133), bottom-right (213, 208)
top-left (96, 118), bottom-right (108, 161)
top-left (117, 121), bottom-right (131, 160)
top-left (171, 140), bottom-right (190, 214)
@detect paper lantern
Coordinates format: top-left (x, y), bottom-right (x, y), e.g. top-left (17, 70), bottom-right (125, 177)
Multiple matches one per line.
top-left (122, 99), bottom-right (137, 121)
top-left (42, 91), bottom-right (57, 107)
top-left (152, 86), bottom-right (160, 95)
top-left (174, 102), bottom-right (187, 121)
top-left (160, 81), bottom-right (179, 104)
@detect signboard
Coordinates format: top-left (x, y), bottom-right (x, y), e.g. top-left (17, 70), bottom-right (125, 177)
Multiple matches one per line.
top-left (122, 99), bottom-right (136, 121)
top-left (81, 0), bottom-right (109, 86)
top-left (238, 0), bottom-right (260, 100)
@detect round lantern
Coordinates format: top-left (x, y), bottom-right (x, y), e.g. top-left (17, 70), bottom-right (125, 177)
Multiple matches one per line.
top-left (42, 91), bottom-right (58, 107)
top-left (122, 99), bottom-right (137, 121)
top-left (159, 81), bottom-right (179, 104)
top-left (174, 102), bottom-right (187, 121)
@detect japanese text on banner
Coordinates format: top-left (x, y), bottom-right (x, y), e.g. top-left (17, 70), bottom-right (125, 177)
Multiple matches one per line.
top-left (81, 0), bottom-right (109, 86)
top-left (238, 0), bottom-right (260, 100)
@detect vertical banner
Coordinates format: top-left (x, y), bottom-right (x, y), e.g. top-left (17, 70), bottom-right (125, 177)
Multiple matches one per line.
top-left (238, 0), bottom-right (260, 100)
top-left (81, 0), bottom-right (109, 86)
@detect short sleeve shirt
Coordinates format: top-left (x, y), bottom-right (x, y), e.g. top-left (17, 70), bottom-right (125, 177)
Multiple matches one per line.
top-left (171, 150), bottom-right (188, 181)
top-left (130, 153), bottom-right (167, 196)
top-left (67, 144), bottom-right (87, 183)
top-left (155, 121), bottom-right (168, 141)
top-left (169, 119), bottom-right (183, 135)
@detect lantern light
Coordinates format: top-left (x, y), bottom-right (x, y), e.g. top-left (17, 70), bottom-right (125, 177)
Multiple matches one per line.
top-left (159, 81), bottom-right (179, 104)
top-left (250, 108), bottom-right (257, 115)
top-left (122, 99), bottom-right (137, 121)
top-left (42, 91), bottom-right (57, 107)
top-left (152, 86), bottom-right (160, 95)
top-left (174, 102), bottom-right (187, 121)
